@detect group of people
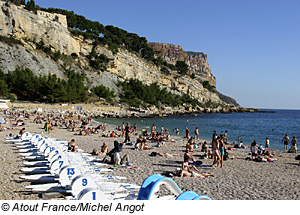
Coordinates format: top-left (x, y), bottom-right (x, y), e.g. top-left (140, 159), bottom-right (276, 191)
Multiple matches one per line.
top-left (3, 109), bottom-right (298, 180)
top-left (211, 133), bottom-right (226, 168)
top-left (282, 134), bottom-right (298, 153)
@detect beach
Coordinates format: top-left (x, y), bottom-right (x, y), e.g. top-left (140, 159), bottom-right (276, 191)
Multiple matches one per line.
top-left (0, 109), bottom-right (299, 200)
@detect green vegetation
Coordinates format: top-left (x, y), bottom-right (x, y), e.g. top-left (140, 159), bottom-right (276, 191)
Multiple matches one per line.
top-left (1, 1), bottom-right (220, 109)
top-left (202, 81), bottom-right (216, 92)
top-left (0, 35), bottom-right (22, 45)
top-left (190, 73), bottom-right (196, 79)
top-left (175, 61), bottom-right (189, 75)
top-left (88, 47), bottom-right (111, 71)
top-left (91, 85), bottom-right (116, 102)
top-left (1, 67), bottom-right (88, 103)
top-left (33, 39), bottom-right (63, 62)
top-left (0, 70), bottom-right (9, 97)
top-left (40, 7), bottom-right (154, 59)
top-left (118, 78), bottom-right (201, 108)
top-left (6, 1), bottom-right (191, 75)
top-left (24, 0), bottom-right (36, 12)
top-left (6, 0), bottom-right (26, 6)
top-left (39, 6), bottom-right (189, 75)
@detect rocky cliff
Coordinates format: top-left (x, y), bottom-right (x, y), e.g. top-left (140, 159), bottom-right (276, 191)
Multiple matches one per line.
top-left (0, 2), bottom-right (239, 108)
top-left (149, 42), bottom-right (216, 87)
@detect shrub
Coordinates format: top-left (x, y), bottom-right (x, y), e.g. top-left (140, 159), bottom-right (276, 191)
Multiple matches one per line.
top-left (91, 85), bottom-right (116, 102)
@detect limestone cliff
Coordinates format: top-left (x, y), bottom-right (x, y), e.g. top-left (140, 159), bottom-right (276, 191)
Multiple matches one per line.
top-left (0, 2), bottom-right (239, 108)
top-left (149, 42), bottom-right (216, 87)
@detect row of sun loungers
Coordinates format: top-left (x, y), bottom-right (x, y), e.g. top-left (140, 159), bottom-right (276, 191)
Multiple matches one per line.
top-left (5, 132), bottom-right (212, 200)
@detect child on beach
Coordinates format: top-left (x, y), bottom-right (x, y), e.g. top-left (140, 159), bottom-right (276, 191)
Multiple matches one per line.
top-left (251, 140), bottom-right (258, 160)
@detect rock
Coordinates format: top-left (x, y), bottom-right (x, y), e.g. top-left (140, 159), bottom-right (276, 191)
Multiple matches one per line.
top-left (0, 2), bottom-right (239, 109)
top-left (149, 42), bottom-right (216, 87)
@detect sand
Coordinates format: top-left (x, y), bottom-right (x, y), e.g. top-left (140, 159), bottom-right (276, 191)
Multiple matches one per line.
top-left (0, 110), bottom-right (299, 200)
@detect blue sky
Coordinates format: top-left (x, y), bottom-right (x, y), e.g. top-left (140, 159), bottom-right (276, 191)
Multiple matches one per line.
top-left (34, 0), bottom-right (300, 109)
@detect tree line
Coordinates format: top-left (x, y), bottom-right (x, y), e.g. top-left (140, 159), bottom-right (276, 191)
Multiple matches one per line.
top-left (0, 68), bottom-right (204, 108)
top-left (117, 78), bottom-right (202, 108)
top-left (0, 68), bottom-right (116, 103)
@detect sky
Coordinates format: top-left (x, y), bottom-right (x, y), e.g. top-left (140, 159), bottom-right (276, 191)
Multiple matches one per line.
top-left (34, 0), bottom-right (300, 109)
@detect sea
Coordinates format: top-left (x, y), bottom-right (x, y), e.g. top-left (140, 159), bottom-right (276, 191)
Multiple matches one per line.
top-left (94, 109), bottom-right (300, 151)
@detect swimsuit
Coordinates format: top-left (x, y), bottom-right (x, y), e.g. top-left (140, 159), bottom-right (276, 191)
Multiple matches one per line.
top-left (220, 148), bottom-right (225, 155)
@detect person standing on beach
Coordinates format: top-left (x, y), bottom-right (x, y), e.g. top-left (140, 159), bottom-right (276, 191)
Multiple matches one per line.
top-left (194, 127), bottom-right (199, 141)
top-left (133, 123), bottom-right (138, 132)
top-left (250, 140), bottom-right (258, 160)
top-left (121, 122), bottom-right (125, 137)
top-left (291, 136), bottom-right (298, 146)
top-left (212, 136), bottom-right (221, 168)
top-left (151, 124), bottom-right (156, 136)
top-left (224, 130), bottom-right (228, 144)
top-left (185, 127), bottom-right (190, 139)
top-left (282, 134), bottom-right (290, 151)
top-left (124, 122), bottom-right (131, 143)
top-left (44, 120), bottom-right (50, 134)
top-left (218, 134), bottom-right (225, 168)
top-left (265, 137), bottom-right (270, 148)
top-left (212, 131), bottom-right (217, 143)
top-left (175, 128), bottom-right (179, 136)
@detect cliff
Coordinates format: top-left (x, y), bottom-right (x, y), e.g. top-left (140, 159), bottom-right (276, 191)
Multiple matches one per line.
top-left (149, 42), bottom-right (216, 87)
top-left (0, 2), bottom-right (239, 109)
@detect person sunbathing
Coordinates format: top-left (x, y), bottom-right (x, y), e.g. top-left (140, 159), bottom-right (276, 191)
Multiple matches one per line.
top-left (15, 127), bottom-right (26, 138)
top-left (150, 152), bottom-right (179, 157)
top-left (253, 156), bottom-right (277, 162)
top-left (92, 143), bottom-right (109, 156)
top-left (186, 138), bottom-right (195, 152)
top-left (176, 156), bottom-right (214, 178)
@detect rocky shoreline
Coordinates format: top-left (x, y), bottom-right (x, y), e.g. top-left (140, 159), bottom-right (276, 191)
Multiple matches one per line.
top-left (8, 101), bottom-right (267, 119)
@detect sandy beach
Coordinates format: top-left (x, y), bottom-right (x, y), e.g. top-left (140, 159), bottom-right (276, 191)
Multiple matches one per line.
top-left (0, 109), bottom-right (299, 200)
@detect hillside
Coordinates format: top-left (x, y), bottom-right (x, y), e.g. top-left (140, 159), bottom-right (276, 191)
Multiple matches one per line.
top-left (0, 1), bottom-right (239, 112)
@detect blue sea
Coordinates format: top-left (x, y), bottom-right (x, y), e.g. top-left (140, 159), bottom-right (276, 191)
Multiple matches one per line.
top-left (94, 109), bottom-right (300, 150)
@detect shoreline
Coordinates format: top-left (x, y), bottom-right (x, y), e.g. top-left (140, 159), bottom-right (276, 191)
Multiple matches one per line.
top-left (0, 108), bottom-right (299, 200)
top-left (7, 101), bottom-right (267, 119)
